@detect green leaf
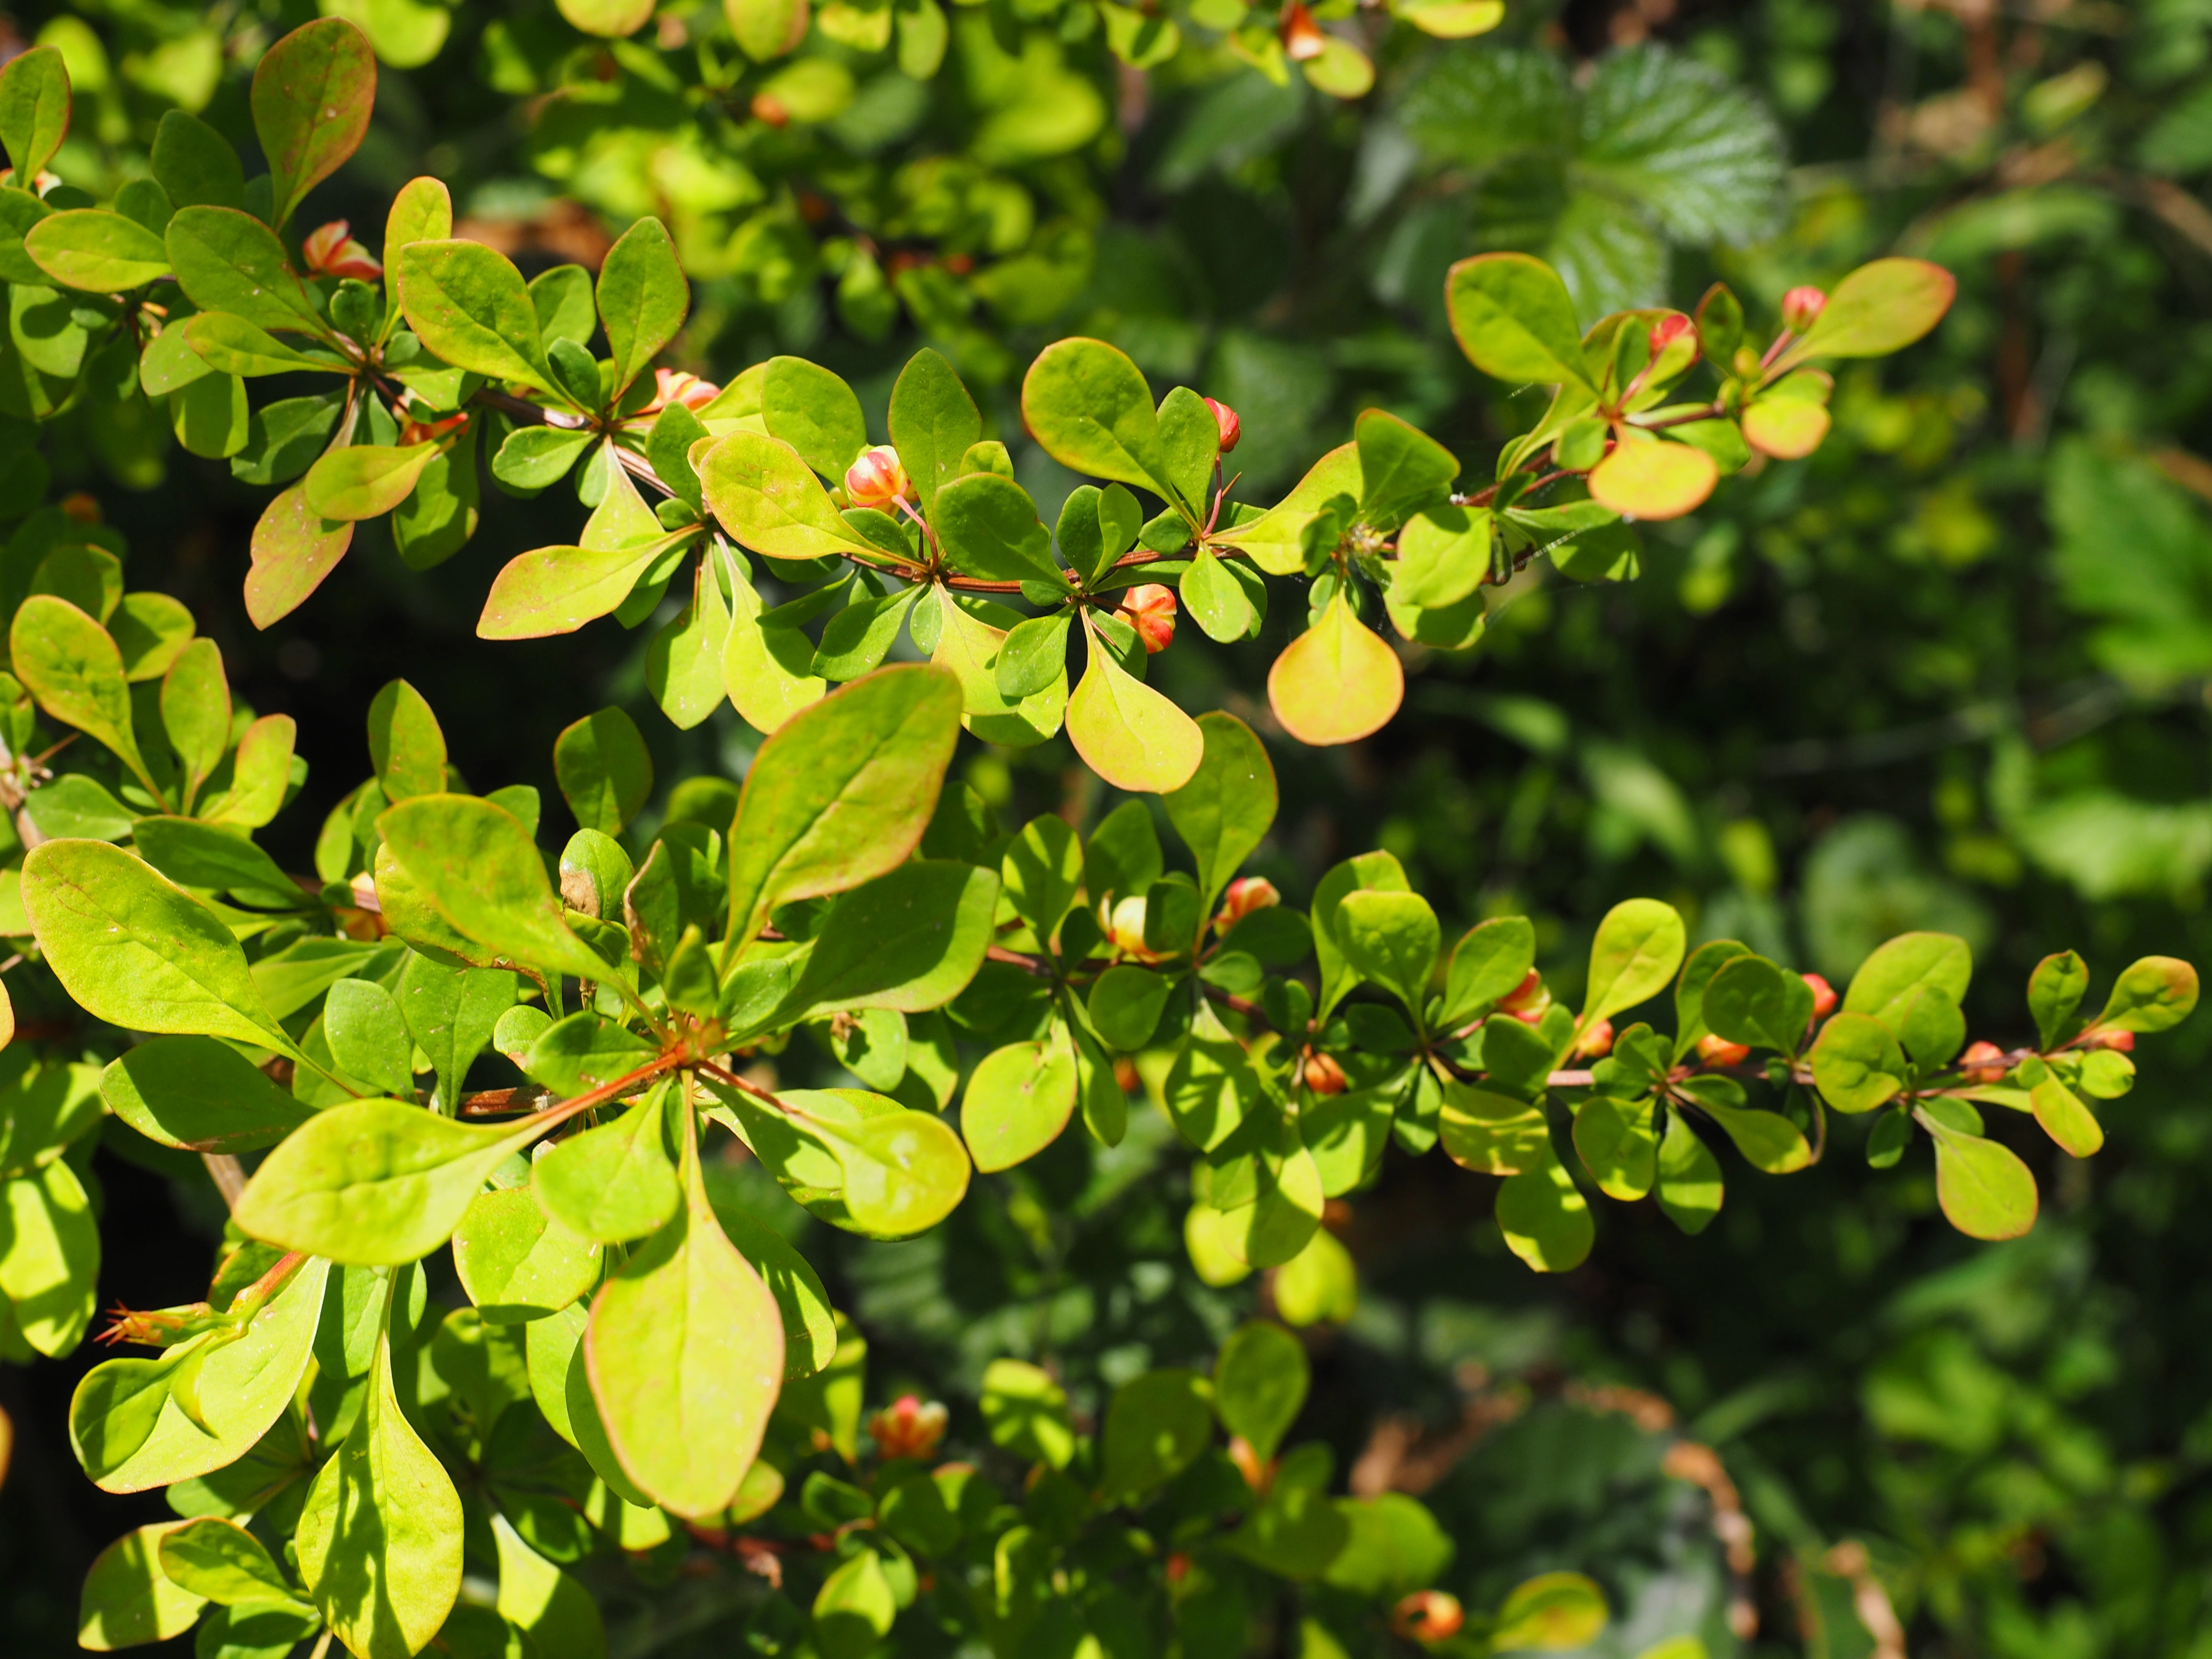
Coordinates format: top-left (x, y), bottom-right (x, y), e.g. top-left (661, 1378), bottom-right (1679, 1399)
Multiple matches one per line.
top-left (699, 431), bottom-right (879, 563)
top-left (1572, 1093), bottom-right (1655, 1199)
top-left (245, 484), bottom-right (354, 628)
top-left (479, 536), bottom-right (687, 641)
top-left (78, 1524), bottom-right (207, 1652)
top-left (1442, 916), bottom-right (1536, 1026)
top-left (1440, 1084), bottom-right (1552, 1175)
top-left (929, 590), bottom-right (1067, 748)
top-left (597, 216), bottom-right (687, 397)
top-left (1020, 337), bottom-right (1169, 493)
top-left (1163, 1000), bottom-right (1268, 1152)
top-left (377, 794), bottom-right (626, 987)
top-left (534, 1088), bottom-right (681, 1244)
top-left (11, 594), bottom-right (156, 792)
top-left (1268, 589), bottom-right (1405, 747)
top-left (1655, 1111), bottom-right (1722, 1234)
top-left (1587, 435), bottom-right (1719, 521)
top-left (366, 677), bottom-right (447, 802)
top-left (980, 1358), bottom-right (1074, 1467)
top-left (252, 18), bottom-right (377, 229)
top-left (1493, 1572), bottom-right (1609, 1652)
top-left (961, 1035), bottom-right (1079, 1172)
top-left (1354, 409), bottom-right (1458, 529)
top-left (0, 45), bottom-right (70, 183)
top-left (1393, 504), bottom-right (1492, 610)
top-left (493, 1515), bottom-right (607, 1659)
top-left (762, 356), bottom-right (868, 481)
top-left (151, 110), bottom-right (243, 211)
top-left (934, 473), bottom-right (1061, 583)
top-left (1311, 850), bottom-right (1409, 1019)
top-left (705, 1192), bottom-right (838, 1380)
top-left (584, 1135), bottom-right (783, 1517)
top-left (762, 860), bottom-right (998, 1032)
top-left (1496, 1155), bottom-right (1594, 1273)
top-left (724, 664), bottom-right (963, 946)
top-left (2029, 1070), bottom-right (2103, 1158)
top-left (2027, 950), bottom-right (2089, 1050)
top-left (1067, 625), bottom-right (1204, 793)
top-left (2092, 955), bottom-right (2199, 1034)
top-left (25, 210), bottom-right (167, 293)
top-left (493, 426), bottom-right (595, 491)
top-left (516, 1012), bottom-right (656, 1097)
top-left (452, 1186), bottom-right (601, 1324)
top-left (1844, 931), bottom-right (1972, 1027)
top-left (554, 707), bottom-right (654, 836)
top-left (1445, 252), bottom-right (1591, 388)
top-left (1001, 813), bottom-right (1083, 946)
top-left (181, 312), bottom-right (336, 377)
top-left (814, 1551), bottom-right (896, 1659)
top-left (1702, 955), bottom-right (1815, 1054)
top-left (1672, 938), bottom-right (1752, 1060)
top-left (1213, 1321), bottom-right (1307, 1462)
top-left (397, 239), bottom-right (554, 395)
top-left (788, 1088), bottom-right (972, 1237)
top-left (396, 955), bottom-right (517, 1109)
top-left (1808, 1012), bottom-right (1908, 1115)
top-left (1692, 1092), bottom-right (1813, 1174)
top-left (1272, 1225), bottom-right (1357, 1325)
top-left (23, 840), bottom-right (300, 1052)
top-left (1578, 898), bottom-right (1685, 1035)
top-left (1221, 443), bottom-right (1362, 577)
top-left (235, 1101), bottom-right (546, 1264)
top-left (71, 1257), bottom-right (329, 1492)
top-left (324, 978), bottom-right (416, 1097)
top-left (157, 1517), bottom-right (309, 1611)
top-left (1922, 1115), bottom-right (2038, 1241)
top-left (1163, 713), bottom-right (1276, 916)
top-left (166, 206), bottom-right (319, 335)
top-left (1100, 1369), bottom-right (1214, 1499)
top-left (1335, 890), bottom-right (1442, 1015)
top-left (887, 348), bottom-right (982, 519)
top-left (100, 1037), bottom-right (313, 1154)
top-left (1777, 258), bottom-right (1957, 370)
top-left (1088, 964), bottom-right (1171, 1050)
top-left (296, 1288), bottom-right (463, 1659)
top-left (302, 442), bottom-right (436, 523)
top-left (0, 1157), bottom-right (95, 1355)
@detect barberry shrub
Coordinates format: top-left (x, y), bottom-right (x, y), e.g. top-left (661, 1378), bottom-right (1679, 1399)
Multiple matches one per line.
top-left (0, 21), bottom-right (2193, 1659)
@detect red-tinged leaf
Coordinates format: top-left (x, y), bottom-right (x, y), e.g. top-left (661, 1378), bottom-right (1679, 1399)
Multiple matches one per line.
top-left (1267, 590), bottom-right (1404, 746)
top-left (252, 19), bottom-right (377, 229)
top-left (1776, 258), bottom-right (1956, 370)
top-left (480, 540), bottom-right (687, 640)
top-left (1587, 438), bottom-right (1717, 520)
top-left (245, 485), bottom-right (352, 629)
top-left (1741, 400), bottom-right (1830, 460)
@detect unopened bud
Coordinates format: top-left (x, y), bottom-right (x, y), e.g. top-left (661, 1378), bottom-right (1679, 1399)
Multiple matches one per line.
top-left (1647, 313), bottom-right (1695, 360)
top-left (866, 1394), bottom-right (948, 1462)
top-left (1118, 583), bottom-right (1177, 654)
top-left (844, 445), bottom-right (910, 510)
top-left (1959, 1040), bottom-right (2008, 1083)
top-left (751, 92), bottom-right (790, 127)
top-left (302, 220), bottom-right (383, 281)
top-left (1215, 876), bottom-right (1279, 932)
top-left (1303, 1051), bottom-right (1347, 1095)
top-left (1204, 396), bottom-right (1241, 453)
top-left (1390, 1590), bottom-right (1465, 1644)
top-left (1166, 1552), bottom-right (1191, 1585)
top-left (1281, 1), bottom-right (1326, 60)
top-left (1781, 286), bottom-right (1827, 334)
top-left (648, 367), bottom-right (721, 413)
top-left (1697, 1033), bottom-right (1751, 1068)
top-left (2082, 1028), bottom-right (2135, 1052)
top-left (1107, 894), bottom-right (1152, 958)
top-left (1801, 973), bottom-right (1837, 1019)
top-left (1572, 1017), bottom-right (1614, 1060)
top-left (1497, 969), bottom-right (1548, 1015)
top-left (1226, 1435), bottom-right (1268, 1493)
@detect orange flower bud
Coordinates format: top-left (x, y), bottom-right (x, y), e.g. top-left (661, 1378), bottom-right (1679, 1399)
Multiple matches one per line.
top-left (1959, 1040), bottom-right (2009, 1083)
top-left (1226, 1434), bottom-right (1268, 1492)
top-left (1647, 313), bottom-right (1695, 359)
top-left (1281, 1), bottom-right (1326, 60)
top-left (1118, 583), bottom-right (1177, 654)
top-left (1498, 968), bottom-right (1548, 1014)
top-left (399, 410), bottom-right (469, 447)
top-left (845, 444), bottom-right (911, 510)
top-left (1573, 1017), bottom-right (1614, 1060)
top-left (1166, 1552), bottom-right (1191, 1585)
top-left (302, 219), bottom-right (383, 281)
top-left (751, 92), bottom-right (790, 128)
top-left (2082, 1028), bottom-right (2135, 1052)
top-left (1697, 1033), bottom-right (1751, 1068)
top-left (1303, 1051), bottom-right (1348, 1095)
top-left (1781, 286), bottom-right (1827, 333)
top-left (1390, 1590), bottom-right (1465, 1643)
top-left (1204, 396), bottom-right (1241, 453)
top-left (866, 1394), bottom-right (948, 1461)
top-left (1215, 875), bottom-right (1279, 932)
top-left (1801, 973), bottom-right (1837, 1019)
top-left (646, 367), bottom-right (721, 413)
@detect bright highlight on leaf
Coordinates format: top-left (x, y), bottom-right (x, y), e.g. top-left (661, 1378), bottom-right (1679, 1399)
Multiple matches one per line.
top-left (1267, 591), bottom-right (1405, 747)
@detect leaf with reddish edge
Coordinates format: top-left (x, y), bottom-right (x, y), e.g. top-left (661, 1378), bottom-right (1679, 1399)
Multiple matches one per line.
top-left (245, 485), bottom-right (353, 629)
top-left (1587, 436), bottom-right (1717, 520)
top-left (252, 19), bottom-right (377, 229)
top-left (1267, 590), bottom-right (1403, 746)
top-left (301, 442), bottom-right (438, 521)
top-left (1773, 258), bottom-right (1956, 372)
top-left (480, 535), bottom-right (697, 639)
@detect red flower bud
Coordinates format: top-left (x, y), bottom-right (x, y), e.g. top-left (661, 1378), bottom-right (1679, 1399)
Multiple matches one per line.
top-left (1215, 875), bottom-right (1279, 932)
top-left (1698, 1033), bottom-right (1751, 1068)
top-left (751, 92), bottom-right (790, 127)
top-left (1118, 583), bottom-right (1177, 654)
top-left (845, 445), bottom-right (910, 510)
top-left (645, 367), bottom-right (720, 414)
top-left (2082, 1028), bottom-right (2135, 1052)
top-left (1801, 973), bottom-right (1837, 1019)
top-left (866, 1394), bottom-right (948, 1461)
top-left (1647, 313), bottom-right (1695, 359)
top-left (302, 219), bottom-right (383, 281)
top-left (1959, 1040), bottom-right (2009, 1083)
top-left (1573, 1017), bottom-right (1615, 1060)
top-left (1303, 1051), bottom-right (1348, 1095)
top-left (1204, 396), bottom-right (1240, 453)
top-left (1281, 1), bottom-right (1326, 60)
top-left (1390, 1591), bottom-right (1466, 1643)
top-left (1781, 286), bottom-right (1827, 334)
top-left (1497, 969), bottom-right (1548, 1014)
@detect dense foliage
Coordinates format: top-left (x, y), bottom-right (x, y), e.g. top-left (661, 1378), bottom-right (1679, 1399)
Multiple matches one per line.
top-left (3, 1), bottom-right (2211, 1657)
